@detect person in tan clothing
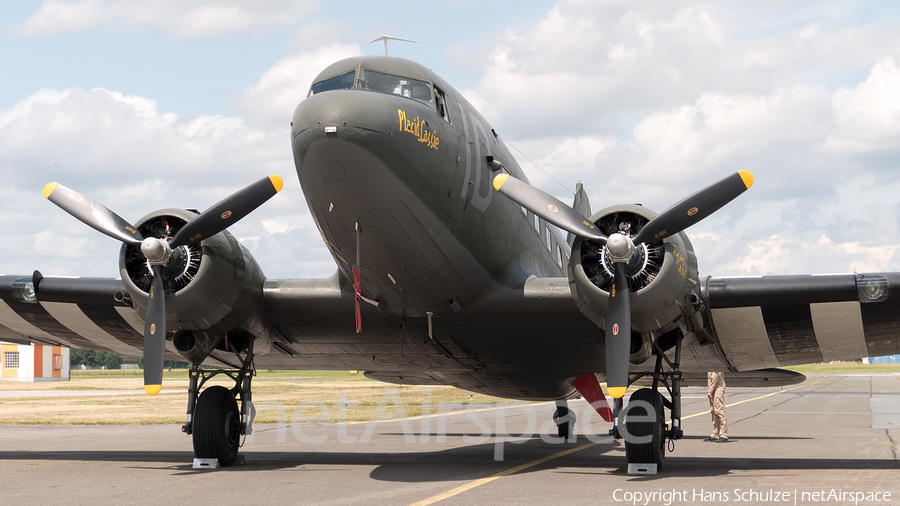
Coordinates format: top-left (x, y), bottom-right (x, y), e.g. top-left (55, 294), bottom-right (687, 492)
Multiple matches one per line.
top-left (706, 371), bottom-right (728, 442)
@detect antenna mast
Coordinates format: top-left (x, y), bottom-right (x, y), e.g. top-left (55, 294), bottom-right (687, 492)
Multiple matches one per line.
top-left (370, 35), bottom-right (419, 56)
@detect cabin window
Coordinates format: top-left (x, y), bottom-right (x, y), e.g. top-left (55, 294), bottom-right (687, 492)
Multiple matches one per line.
top-left (359, 69), bottom-right (433, 104)
top-left (309, 70), bottom-right (356, 96)
top-left (434, 86), bottom-right (451, 123)
top-left (545, 226), bottom-right (552, 251)
top-left (556, 245), bottom-right (564, 269)
top-left (533, 214), bottom-right (540, 233)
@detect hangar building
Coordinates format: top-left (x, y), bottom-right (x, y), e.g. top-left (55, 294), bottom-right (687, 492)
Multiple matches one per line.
top-left (1, 341), bottom-right (70, 382)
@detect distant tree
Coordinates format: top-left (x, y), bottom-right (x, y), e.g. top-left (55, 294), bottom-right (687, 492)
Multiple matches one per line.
top-left (100, 352), bottom-right (122, 369)
top-left (69, 348), bottom-right (92, 367)
top-left (69, 349), bottom-right (122, 369)
top-left (137, 357), bottom-right (189, 369)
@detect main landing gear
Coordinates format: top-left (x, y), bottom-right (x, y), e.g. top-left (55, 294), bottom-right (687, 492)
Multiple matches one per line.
top-left (610, 335), bottom-right (684, 475)
top-left (182, 338), bottom-right (256, 468)
top-left (553, 399), bottom-right (577, 440)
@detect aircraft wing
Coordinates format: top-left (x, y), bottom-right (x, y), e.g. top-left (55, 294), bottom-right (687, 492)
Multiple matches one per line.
top-left (0, 274), bottom-right (234, 368)
top-left (0, 272), bottom-right (386, 370)
top-left (0, 272), bottom-right (594, 397)
top-left (701, 272), bottom-right (900, 371)
top-left (4, 270), bottom-right (898, 390)
top-left (0, 275), bottom-right (143, 352)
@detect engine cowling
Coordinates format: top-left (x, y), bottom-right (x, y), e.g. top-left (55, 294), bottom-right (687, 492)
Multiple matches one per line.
top-left (568, 204), bottom-right (700, 364)
top-left (118, 208), bottom-right (269, 363)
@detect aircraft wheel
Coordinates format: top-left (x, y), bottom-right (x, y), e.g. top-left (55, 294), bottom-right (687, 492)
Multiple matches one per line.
top-left (192, 385), bottom-right (241, 466)
top-left (624, 388), bottom-right (666, 471)
top-left (553, 405), bottom-right (576, 439)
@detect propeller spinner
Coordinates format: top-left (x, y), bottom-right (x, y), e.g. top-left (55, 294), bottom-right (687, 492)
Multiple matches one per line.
top-left (494, 170), bottom-right (753, 398)
top-left (44, 175), bottom-right (284, 395)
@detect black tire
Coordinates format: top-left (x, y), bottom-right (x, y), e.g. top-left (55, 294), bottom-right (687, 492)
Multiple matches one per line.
top-left (554, 405), bottom-right (572, 439)
top-left (192, 386), bottom-right (241, 467)
top-left (623, 388), bottom-right (666, 471)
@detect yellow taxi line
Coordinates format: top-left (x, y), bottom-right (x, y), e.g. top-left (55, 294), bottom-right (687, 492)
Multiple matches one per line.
top-left (410, 378), bottom-right (828, 506)
top-left (409, 441), bottom-right (602, 506)
top-left (682, 378), bottom-right (827, 420)
top-left (345, 404), bottom-right (523, 425)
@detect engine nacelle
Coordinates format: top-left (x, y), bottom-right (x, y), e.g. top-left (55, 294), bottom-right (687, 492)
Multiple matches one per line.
top-left (118, 208), bottom-right (270, 363)
top-left (568, 205), bottom-right (700, 364)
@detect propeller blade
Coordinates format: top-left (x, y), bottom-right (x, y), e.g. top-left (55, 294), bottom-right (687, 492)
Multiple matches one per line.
top-left (632, 170), bottom-right (753, 245)
top-left (493, 174), bottom-right (607, 243)
top-left (143, 264), bottom-right (166, 396)
top-left (169, 175), bottom-right (284, 248)
top-left (43, 183), bottom-right (144, 246)
top-left (605, 262), bottom-right (631, 399)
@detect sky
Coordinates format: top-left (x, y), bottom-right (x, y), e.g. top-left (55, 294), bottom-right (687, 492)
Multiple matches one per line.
top-left (2, 0), bottom-right (900, 281)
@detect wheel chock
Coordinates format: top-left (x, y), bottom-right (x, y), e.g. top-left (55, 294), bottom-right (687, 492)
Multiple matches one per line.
top-left (193, 455), bottom-right (245, 469)
top-left (627, 463), bottom-right (658, 475)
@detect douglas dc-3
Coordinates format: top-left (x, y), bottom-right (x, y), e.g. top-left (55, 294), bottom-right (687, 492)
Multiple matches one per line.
top-left (2, 55), bottom-right (899, 473)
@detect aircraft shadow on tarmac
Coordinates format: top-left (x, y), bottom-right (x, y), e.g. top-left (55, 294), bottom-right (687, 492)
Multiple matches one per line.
top-left (1, 434), bottom-right (895, 479)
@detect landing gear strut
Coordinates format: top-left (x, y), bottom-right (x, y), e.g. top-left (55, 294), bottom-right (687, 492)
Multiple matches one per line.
top-left (182, 337), bottom-right (256, 468)
top-left (611, 335), bottom-right (683, 474)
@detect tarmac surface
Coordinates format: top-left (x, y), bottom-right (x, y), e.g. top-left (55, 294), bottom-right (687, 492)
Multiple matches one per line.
top-left (1, 373), bottom-right (898, 506)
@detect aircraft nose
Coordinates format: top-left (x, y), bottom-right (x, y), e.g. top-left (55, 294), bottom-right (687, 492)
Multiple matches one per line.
top-left (291, 91), bottom-right (394, 149)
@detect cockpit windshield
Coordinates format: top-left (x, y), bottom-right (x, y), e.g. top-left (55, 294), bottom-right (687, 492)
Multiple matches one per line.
top-left (307, 67), bottom-right (435, 107)
top-left (358, 69), bottom-right (433, 104)
top-left (309, 70), bottom-right (356, 96)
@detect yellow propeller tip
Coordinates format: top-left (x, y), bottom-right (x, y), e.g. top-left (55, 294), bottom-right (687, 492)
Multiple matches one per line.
top-left (269, 174), bottom-right (284, 193)
top-left (738, 170), bottom-right (754, 189)
top-left (492, 173), bottom-right (510, 191)
top-left (43, 182), bottom-right (58, 199)
top-left (607, 386), bottom-right (627, 399)
top-left (144, 384), bottom-right (162, 396)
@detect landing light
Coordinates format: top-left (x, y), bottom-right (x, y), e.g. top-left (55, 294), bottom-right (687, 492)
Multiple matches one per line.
top-left (858, 275), bottom-right (889, 303)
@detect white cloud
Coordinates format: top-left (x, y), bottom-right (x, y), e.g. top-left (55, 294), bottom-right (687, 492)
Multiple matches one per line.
top-left (0, 87), bottom-right (268, 190)
top-left (465, 2), bottom-right (900, 142)
top-left (237, 41), bottom-right (361, 128)
top-left (694, 232), bottom-right (900, 276)
top-left (826, 58), bottom-right (900, 154)
top-left (0, 85), bottom-right (333, 278)
top-left (14, 0), bottom-right (316, 38)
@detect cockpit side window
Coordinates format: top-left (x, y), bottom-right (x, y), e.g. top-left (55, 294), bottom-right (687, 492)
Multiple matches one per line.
top-left (434, 86), bottom-right (451, 124)
top-left (309, 70), bottom-right (356, 96)
top-left (359, 69), bottom-right (433, 104)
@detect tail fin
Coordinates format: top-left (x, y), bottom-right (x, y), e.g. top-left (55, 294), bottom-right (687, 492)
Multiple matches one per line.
top-left (567, 182), bottom-right (592, 247)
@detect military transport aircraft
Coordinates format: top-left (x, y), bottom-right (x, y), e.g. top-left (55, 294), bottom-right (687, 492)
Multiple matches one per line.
top-left (2, 55), bottom-right (899, 473)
